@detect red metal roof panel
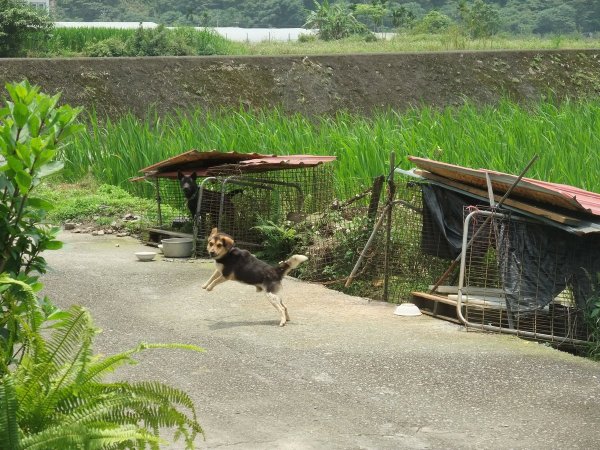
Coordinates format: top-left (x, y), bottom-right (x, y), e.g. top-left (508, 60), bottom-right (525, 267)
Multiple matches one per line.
top-left (409, 156), bottom-right (600, 216)
top-left (139, 150), bottom-right (274, 174)
top-left (138, 150), bottom-right (336, 178)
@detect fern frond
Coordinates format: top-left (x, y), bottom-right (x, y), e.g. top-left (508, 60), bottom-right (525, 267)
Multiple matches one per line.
top-left (44, 305), bottom-right (96, 369)
top-left (0, 374), bottom-right (21, 450)
top-left (12, 305), bottom-right (204, 448)
top-left (16, 306), bottom-right (95, 433)
top-left (79, 342), bottom-right (204, 386)
top-left (19, 422), bottom-right (159, 450)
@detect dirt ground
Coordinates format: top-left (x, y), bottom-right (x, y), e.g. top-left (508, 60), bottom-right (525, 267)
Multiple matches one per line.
top-left (40, 232), bottom-right (600, 450)
top-left (2, 50), bottom-right (600, 118)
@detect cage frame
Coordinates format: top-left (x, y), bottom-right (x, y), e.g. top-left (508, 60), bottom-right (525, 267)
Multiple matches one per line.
top-left (456, 209), bottom-right (590, 346)
top-left (136, 151), bottom-right (336, 255)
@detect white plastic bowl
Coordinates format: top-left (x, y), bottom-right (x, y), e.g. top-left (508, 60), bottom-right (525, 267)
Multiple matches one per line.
top-left (135, 251), bottom-right (157, 262)
top-left (393, 303), bottom-right (422, 316)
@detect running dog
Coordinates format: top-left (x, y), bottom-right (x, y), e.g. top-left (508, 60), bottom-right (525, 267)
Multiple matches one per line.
top-left (178, 171), bottom-right (242, 233)
top-left (202, 228), bottom-right (308, 327)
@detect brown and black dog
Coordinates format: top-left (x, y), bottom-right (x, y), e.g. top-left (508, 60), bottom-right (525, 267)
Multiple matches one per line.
top-left (202, 228), bottom-right (308, 327)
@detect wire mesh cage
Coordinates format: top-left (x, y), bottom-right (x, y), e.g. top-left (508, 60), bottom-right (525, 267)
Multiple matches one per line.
top-left (457, 208), bottom-right (596, 346)
top-left (140, 164), bottom-right (335, 255)
top-left (297, 177), bottom-right (449, 301)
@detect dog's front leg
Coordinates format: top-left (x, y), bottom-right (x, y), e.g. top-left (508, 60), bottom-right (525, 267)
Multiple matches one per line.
top-left (202, 269), bottom-right (221, 290)
top-left (205, 274), bottom-right (228, 291)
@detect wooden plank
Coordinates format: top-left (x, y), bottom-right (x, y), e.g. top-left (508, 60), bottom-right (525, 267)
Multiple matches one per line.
top-left (146, 228), bottom-right (192, 238)
top-left (409, 156), bottom-right (588, 213)
top-left (417, 170), bottom-right (582, 225)
top-left (411, 294), bottom-right (462, 323)
top-left (429, 285), bottom-right (505, 296)
top-left (419, 309), bottom-right (462, 324)
top-left (411, 291), bottom-right (457, 306)
top-left (447, 294), bottom-right (506, 310)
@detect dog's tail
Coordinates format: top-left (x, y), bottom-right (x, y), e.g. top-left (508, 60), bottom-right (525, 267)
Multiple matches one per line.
top-left (277, 254), bottom-right (308, 278)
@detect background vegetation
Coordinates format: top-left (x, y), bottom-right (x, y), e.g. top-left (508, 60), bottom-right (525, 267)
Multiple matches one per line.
top-left (58, 99), bottom-right (600, 200)
top-left (53, 0), bottom-right (600, 36)
top-left (3, 0), bottom-right (600, 57)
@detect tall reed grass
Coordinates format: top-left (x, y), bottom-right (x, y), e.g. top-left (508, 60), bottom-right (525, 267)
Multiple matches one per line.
top-left (24, 26), bottom-right (245, 57)
top-left (49, 28), bottom-right (136, 53)
top-left (249, 33), bottom-right (600, 55)
top-left (23, 26), bottom-right (600, 57)
top-left (59, 99), bottom-right (600, 199)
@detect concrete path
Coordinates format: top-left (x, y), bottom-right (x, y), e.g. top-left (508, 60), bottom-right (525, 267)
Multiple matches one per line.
top-left (41, 232), bottom-right (600, 450)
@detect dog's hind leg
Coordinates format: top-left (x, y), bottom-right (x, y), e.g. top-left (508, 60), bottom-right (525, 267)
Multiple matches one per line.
top-left (266, 292), bottom-right (287, 327)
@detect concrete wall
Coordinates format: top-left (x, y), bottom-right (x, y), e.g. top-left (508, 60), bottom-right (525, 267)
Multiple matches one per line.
top-left (1, 50), bottom-right (599, 118)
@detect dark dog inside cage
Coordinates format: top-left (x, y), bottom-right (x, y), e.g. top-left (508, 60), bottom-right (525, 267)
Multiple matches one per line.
top-left (177, 171), bottom-right (243, 234)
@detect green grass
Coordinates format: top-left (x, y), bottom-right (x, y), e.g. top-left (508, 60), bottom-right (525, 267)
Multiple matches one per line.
top-left (59, 98), bottom-right (600, 199)
top-left (247, 32), bottom-right (600, 55)
top-left (23, 27), bottom-right (600, 57)
top-left (36, 180), bottom-right (177, 230)
top-left (24, 26), bottom-right (246, 57)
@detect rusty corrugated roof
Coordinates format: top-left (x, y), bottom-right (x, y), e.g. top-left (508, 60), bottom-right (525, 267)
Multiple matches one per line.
top-left (409, 156), bottom-right (600, 216)
top-left (137, 150), bottom-right (336, 179)
top-left (208, 155), bottom-right (337, 174)
top-left (139, 150), bottom-right (274, 174)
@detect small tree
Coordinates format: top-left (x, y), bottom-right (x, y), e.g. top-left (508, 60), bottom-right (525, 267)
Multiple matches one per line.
top-left (456, 0), bottom-right (500, 39)
top-left (354, 1), bottom-right (388, 33)
top-left (304, 0), bottom-right (371, 41)
top-left (412, 10), bottom-right (453, 34)
top-left (0, 0), bottom-right (53, 57)
top-left (0, 79), bottom-right (84, 370)
top-left (390, 6), bottom-right (416, 30)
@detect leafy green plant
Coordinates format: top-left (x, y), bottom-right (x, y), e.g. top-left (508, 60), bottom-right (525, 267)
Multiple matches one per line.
top-left (304, 0), bottom-right (371, 41)
top-left (0, 81), bottom-right (205, 448)
top-left (0, 301), bottom-right (204, 449)
top-left (456, 0), bottom-right (500, 39)
top-left (84, 37), bottom-right (127, 57)
top-left (0, 0), bottom-right (53, 57)
top-left (252, 218), bottom-right (300, 263)
top-left (412, 10), bottom-right (453, 34)
top-left (0, 80), bottom-right (83, 277)
top-left (0, 79), bottom-right (83, 381)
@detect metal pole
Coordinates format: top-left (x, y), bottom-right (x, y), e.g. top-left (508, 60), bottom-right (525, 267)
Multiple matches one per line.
top-left (192, 177), bottom-right (218, 256)
top-left (383, 152), bottom-right (396, 302)
top-left (346, 153), bottom-right (400, 289)
top-left (155, 178), bottom-right (163, 228)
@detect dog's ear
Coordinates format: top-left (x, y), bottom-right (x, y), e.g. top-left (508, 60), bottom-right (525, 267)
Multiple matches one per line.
top-left (177, 171), bottom-right (184, 180)
top-left (191, 172), bottom-right (197, 181)
top-left (222, 235), bottom-right (234, 250)
top-left (209, 227), bottom-right (218, 237)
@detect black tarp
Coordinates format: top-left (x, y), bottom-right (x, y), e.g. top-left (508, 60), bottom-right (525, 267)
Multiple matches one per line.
top-left (498, 220), bottom-right (600, 312)
top-left (421, 184), bottom-right (600, 313)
